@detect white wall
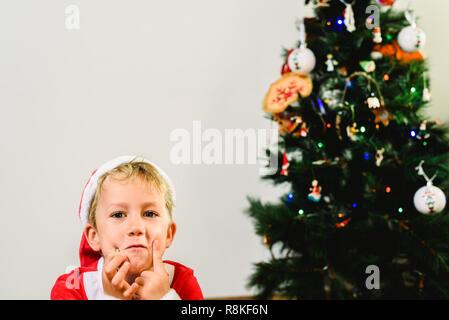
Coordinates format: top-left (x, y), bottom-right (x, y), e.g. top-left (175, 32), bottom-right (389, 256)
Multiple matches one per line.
top-left (0, 0), bottom-right (447, 299)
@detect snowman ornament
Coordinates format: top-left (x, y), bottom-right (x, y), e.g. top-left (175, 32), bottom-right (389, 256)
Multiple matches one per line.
top-left (413, 160), bottom-right (446, 214)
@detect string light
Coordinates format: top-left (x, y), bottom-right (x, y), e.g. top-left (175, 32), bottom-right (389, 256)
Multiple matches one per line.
top-left (411, 87), bottom-right (416, 93)
top-left (423, 141), bottom-right (428, 146)
top-left (317, 142), bottom-right (324, 148)
top-left (298, 209), bottom-right (304, 215)
top-left (398, 207), bottom-right (404, 213)
top-left (364, 152), bottom-right (370, 160)
top-left (352, 203), bottom-right (357, 208)
top-left (327, 123), bottom-right (332, 128)
top-left (337, 19), bottom-right (343, 25)
top-left (383, 74), bottom-right (390, 81)
top-left (360, 126), bottom-right (366, 133)
top-left (410, 130), bottom-right (417, 138)
top-left (338, 212), bottom-right (343, 218)
top-left (385, 186), bottom-right (391, 193)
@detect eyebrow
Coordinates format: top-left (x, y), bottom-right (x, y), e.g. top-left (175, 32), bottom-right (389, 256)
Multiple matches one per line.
top-left (107, 201), bottom-right (162, 210)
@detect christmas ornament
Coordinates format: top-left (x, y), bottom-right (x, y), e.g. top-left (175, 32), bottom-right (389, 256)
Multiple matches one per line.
top-left (398, 26), bottom-right (426, 53)
top-left (346, 123), bottom-right (359, 141)
top-left (378, 0), bottom-right (395, 5)
top-left (398, 7), bottom-right (426, 53)
top-left (422, 73), bottom-right (431, 102)
top-left (360, 60), bottom-right (376, 73)
top-left (375, 148), bottom-right (385, 167)
top-left (280, 151), bottom-right (290, 176)
top-left (413, 160), bottom-right (446, 214)
top-left (288, 47), bottom-right (316, 75)
top-left (288, 21), bottom-right (316, 75)
top-left (370, 51), bottom-right (383, 61)
top-left (367, 96), bottom-right (380, 109)
top-left (308, 180), bottom-right (322, 202)
top-left (373, 27), bottom-right (382, 43)
top-left (263, 73), bottom-right (313, 113)
top-left (339, 0), bottom-right (356, 32)
top-left (422, 88), bottom-right (431, 102)
top-left (373, 41), bottom-right (423, 63)
top-left (325, 54), bottom-right (338, 72)
top-left (416, 121), bottom-right (430, 140)
top-left (273, 112), bottom-right (309, 137)
top-left (336, 218), bottom-right (351, 228)
top-left (372, 107), bottom-right (393, 126)
top-left (335, 67), bottom-right (346, 77)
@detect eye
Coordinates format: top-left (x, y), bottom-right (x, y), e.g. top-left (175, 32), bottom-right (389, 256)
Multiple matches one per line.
top-left (143, 211), bottom-right (158, 218)
top-left (111, 211), bottom-right (125, 218)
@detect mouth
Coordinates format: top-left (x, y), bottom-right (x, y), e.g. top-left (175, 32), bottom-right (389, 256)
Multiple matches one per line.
top-left (125, 244), bottom-right (147, 250)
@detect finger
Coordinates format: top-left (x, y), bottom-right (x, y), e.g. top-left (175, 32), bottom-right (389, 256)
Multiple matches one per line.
top-left (134, 276), bottom-right (146, 287)
top-left (104, 254), bottom-right (129, 280)
top-left (152, 240), bottom-right (165, 274)
top-left (111, 261), bottom-right (130, 289)
top-left (123, 283), bottom-right (140, 299)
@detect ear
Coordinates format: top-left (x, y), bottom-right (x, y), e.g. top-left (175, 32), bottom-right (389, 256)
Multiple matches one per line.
top-left (164, 221), bottom-right (177, 249)
top-left (84, 224), bottom-right (101, 252)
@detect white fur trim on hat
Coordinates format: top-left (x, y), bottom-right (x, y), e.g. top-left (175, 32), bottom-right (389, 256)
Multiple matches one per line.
top-left (79, 155), bottom-right (176, 227)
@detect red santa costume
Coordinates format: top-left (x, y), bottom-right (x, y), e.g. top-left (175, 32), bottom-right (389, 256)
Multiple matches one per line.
top-left (51, 155), bottom-right (204, 300)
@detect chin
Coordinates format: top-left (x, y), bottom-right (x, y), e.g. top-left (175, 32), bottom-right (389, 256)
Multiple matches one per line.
top-left (126, 251), bottom-right (150, 274)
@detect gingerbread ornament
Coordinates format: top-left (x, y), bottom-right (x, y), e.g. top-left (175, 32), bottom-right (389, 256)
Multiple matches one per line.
top-left (263, 73), bottom-right (313, 114)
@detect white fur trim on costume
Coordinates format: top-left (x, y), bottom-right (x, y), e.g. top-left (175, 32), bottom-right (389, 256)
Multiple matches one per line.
top-left (161, 288), bottom-right (181, 300)
top-left (82, 258), bottom-right (177, 300)
top-left (79, 155), bottom-right (176, 227)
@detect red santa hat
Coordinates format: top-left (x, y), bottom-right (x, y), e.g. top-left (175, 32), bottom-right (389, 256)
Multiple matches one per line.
top-left (78, 155), bottom-right (176, 268)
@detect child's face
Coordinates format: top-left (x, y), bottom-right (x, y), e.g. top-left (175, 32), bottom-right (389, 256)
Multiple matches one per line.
top-left (85, 174), bottom-right (176, 274)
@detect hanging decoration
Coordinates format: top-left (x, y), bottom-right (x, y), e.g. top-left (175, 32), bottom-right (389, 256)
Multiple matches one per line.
top-left (262, 73), bottom-right (313, 113)
top-left (339, 0), bottom-right (356, 32)
top-left (398, 7), bottom-right (426, 53)
top-left (325, 54), bottom-right (339, 72)
top-left (308, 179), bottom-right (322, 202)
top-left (422, 72), bottom-right (431, 102)
top-left (373, 27), bottom-right (382, 44)
top-left (288, 20), bottom-right (316, 75)
top-left (280, 151), bottom-right (290, 176)
top-left (376, 148), bottom-right (385, 167)
top-left (413, 160), bottom-right (446, 214)
top-left (416, 121), bottom-right (430, 141)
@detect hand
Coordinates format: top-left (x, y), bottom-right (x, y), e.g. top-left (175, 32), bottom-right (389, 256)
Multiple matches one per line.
top-left (134, 240), bottom-right (170, 300)
top-left (102, 251), bottom-right (140, 300)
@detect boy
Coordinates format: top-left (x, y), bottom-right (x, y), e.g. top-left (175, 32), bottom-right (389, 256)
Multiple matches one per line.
top-left (51, 155), bottom-right (203, 300)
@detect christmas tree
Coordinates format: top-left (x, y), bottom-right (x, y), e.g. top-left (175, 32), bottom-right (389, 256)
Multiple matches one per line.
top-left (245, 0), bottom-right (449, 299)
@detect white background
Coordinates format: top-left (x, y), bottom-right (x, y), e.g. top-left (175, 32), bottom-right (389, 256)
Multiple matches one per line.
top-left (0, 0), bottom-right (447, 299)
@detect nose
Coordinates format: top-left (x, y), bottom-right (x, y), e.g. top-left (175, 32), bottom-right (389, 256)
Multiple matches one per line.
top-left (127, 215), bottom-right (145, 237)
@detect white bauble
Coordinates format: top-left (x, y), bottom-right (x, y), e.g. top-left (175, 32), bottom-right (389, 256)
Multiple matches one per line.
top-left (287, 47), bottom-right (316, 75)
top-left (413, 184), bottom-right (446, 214)
top-left (398, 25), bottom-right (426, 53)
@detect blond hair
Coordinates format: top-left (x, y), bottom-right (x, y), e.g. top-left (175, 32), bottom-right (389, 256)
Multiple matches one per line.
top-left (88, 158), bottom-right (175, 229)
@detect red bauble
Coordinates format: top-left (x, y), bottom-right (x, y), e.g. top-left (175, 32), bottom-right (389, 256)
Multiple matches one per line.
top-left (378, 0), bottom-right (394, 5)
